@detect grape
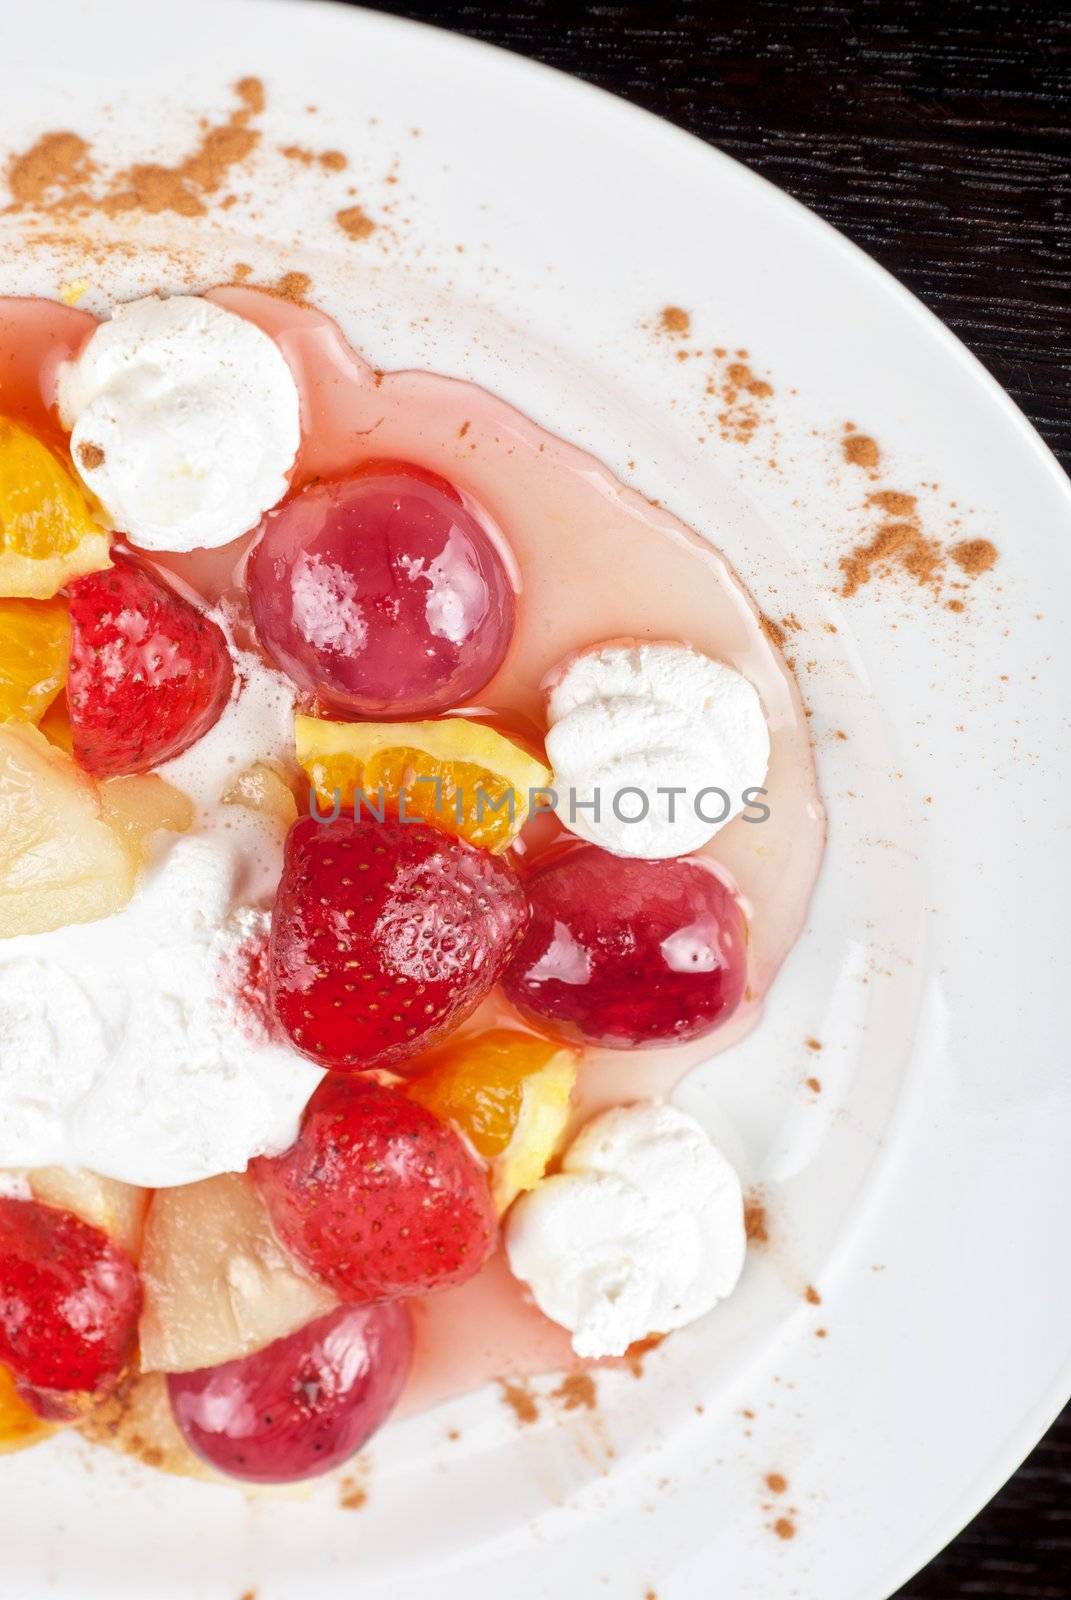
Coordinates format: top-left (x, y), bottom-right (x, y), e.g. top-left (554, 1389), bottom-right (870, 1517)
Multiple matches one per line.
top-left (502, 845), bottom-right (749, 1047)
top-left (247, 465), bottom-right (515, 717)
top-left (167, 1302), bottom-right (412, 1483)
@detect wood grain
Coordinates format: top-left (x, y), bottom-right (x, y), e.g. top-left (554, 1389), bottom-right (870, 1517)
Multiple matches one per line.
top-left (344, 3), bottom-right (1071, 1593)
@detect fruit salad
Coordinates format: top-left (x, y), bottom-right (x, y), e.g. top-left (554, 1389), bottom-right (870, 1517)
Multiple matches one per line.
top-left (0, 286), bottom-right (824, 1482)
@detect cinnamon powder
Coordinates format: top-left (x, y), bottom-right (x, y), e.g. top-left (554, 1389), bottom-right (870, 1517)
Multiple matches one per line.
top-left (838, 435), bottom-right (999, 605)
top-left (499, 1379), bottom-right (539, 1425)
top-left (744, 1193), bottom-right (770, 1244)
top-left (710, 356), bottom-right (774, 444)
top-left (950, 538), bottom-right (998, 575)
top-left (4, 78), bottom-right (266, 220)
top-left (659, 305), bottom-right (690, 336)
top-left (839, 517), bottom-right (944, 598)
top-left (552, 1373), bottom-right (597, 1411)
top-left (337, 204), bottom-right (376, 241)
top-left (280, 144), bottom-right (347, 172)
top-left (842, 432), bottom-right (880, 470)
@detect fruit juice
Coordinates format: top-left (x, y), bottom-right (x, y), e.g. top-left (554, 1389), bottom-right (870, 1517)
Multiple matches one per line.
top-left (0, 290), bottom-right (825, 1415)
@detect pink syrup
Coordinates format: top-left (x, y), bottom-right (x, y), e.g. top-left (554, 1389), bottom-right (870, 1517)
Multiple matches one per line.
top-left (0, 288), bottom-right (825, 1412)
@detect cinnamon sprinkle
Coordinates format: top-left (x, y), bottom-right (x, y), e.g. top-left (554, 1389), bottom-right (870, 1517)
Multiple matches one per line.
top-left (839, 517), bottom-right (944, 598)
top-left (499, 1379), bottom-right (539, 1425)
top-left (4, 78), bottom-right (266, 220)
top-left (337, 204), bottom-right (375, 240)
top-left (744, 1193), bottom-right (769, 1244)
top-left (950, 538), bottom-right (998, 575)
top-left (552, 1372), bottom-right (597, 1411)
top-left (842, 432), bottom-right (880, 470)
top-left (838, 432), bottom-right (999, 606)
top-left (659, 305), bottom-right (690, 335)
top-left (280, 144), bottom-right (347, 172)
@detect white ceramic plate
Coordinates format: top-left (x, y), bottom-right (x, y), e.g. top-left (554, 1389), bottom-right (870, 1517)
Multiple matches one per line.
top-left (2, 3), bottom-right (1069, 1596)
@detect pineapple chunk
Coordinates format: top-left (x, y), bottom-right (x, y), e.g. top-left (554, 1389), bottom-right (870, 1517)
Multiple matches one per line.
top-left (100, 774), bottom-right (194, 861)
top-left (28, 1168), bottom-right (149, 1259)
top-left (0, 723), bottom-right (136, 938)
top-left (139, 1172), bottom-right (337, 1374)
top-left (77, 1371), bottom-right (212, 1481)
top-left (222, 760), bottom-right (300, 827)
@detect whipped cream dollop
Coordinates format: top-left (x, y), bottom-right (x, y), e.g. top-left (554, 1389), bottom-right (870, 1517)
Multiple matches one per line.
top-left (506, 1101), bottom-right (746, 1357)
top-left (159, 631), bottom-right (300, 902)
top-left (544, 641), bottom-right (770, 858)
top-left (0, 833), bottom-right (323, 1188)
top-left (58, 295), bottom-right (300, 552)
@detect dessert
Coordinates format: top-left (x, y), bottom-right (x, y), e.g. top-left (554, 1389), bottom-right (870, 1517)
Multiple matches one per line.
top-left (0, 284), bottom-right (823, 1481)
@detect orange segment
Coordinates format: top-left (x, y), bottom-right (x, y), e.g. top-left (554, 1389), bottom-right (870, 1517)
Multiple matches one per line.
top-left (408, 1028), bottom-right (578, 1212)
top-left (38, 692), bottom-right (74, 754)
top-left (0, 1362), bottom-right (56, 1455)
top-left (295, 714), bottom-right (552, 853)
top-left (0, 596), bottom-right (70, 723)
top-left (0, 416), bottom-right (111, 598)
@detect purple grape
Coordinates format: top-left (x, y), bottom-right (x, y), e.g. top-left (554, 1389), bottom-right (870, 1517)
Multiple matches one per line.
top-left (247, 464), bottom-right (516, 717)
top-left (167, 1302), bottom-right (412, 1483)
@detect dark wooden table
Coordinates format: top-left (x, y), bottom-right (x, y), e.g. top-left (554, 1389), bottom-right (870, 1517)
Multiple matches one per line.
top-left (344, 2), bottom-right (1071, 1593)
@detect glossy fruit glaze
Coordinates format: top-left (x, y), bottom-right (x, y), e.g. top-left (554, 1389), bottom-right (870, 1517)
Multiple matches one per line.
top-left (503, 845), bottom-right (750, 1047)
top-left (0, 287), bottom-right (825, 1412)
top-left (0, 1197), bottom-right (141, 1418)
top-left (247, 467), bottom-right (516, 717)
top-left (253, 1074), bottom-right (499, 1302)
top-left (67, 560), bottom-right (233, 776)
top-left (168, 1302), bottom-right (412, 1483)
top-left (268, 816), bottom-right (530, 1071)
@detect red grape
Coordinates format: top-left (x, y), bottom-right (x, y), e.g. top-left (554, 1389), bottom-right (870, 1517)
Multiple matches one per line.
top-left (502, 844), bottom-right (748, 1047)
top-left (167, 1303), bottom-right (412, 1483)
top-left (247, 466), bottom-right (515, 716)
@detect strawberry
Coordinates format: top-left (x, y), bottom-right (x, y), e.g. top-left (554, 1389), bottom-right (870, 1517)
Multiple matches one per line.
top-left (0, 1198), bottom-right (142, 1419)
top-left (67, 558), bottom-right (233, 777)
top-left (269, 817), bottom-right (530, 1072)
top-left (252, 1076), bottom-right (498, 1301)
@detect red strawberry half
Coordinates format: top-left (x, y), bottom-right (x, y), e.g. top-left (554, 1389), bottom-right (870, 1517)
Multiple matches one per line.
top-left (269, 816), bottom-right (531, 1072)
top-left (252, 1075), bottom-right (497, 1301)
top-left (67, 558), bottom-right (233, 776)
top-left (0, 1198), bottom-right (142, 1419)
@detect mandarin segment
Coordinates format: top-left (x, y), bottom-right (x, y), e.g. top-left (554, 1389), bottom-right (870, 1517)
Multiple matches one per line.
top-left (0, 596), bottom-right (70, 724)
top-left (0, 1362), bottom-right (57, 1455)
top-left (295, 714), bottom-right (551, 852)
top-left (0, 417), bottom-right (111, 598)
top-left (38, 692), bottom-right (74, 753)
top-left (408, 1029), bottom-right (579, 1211)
